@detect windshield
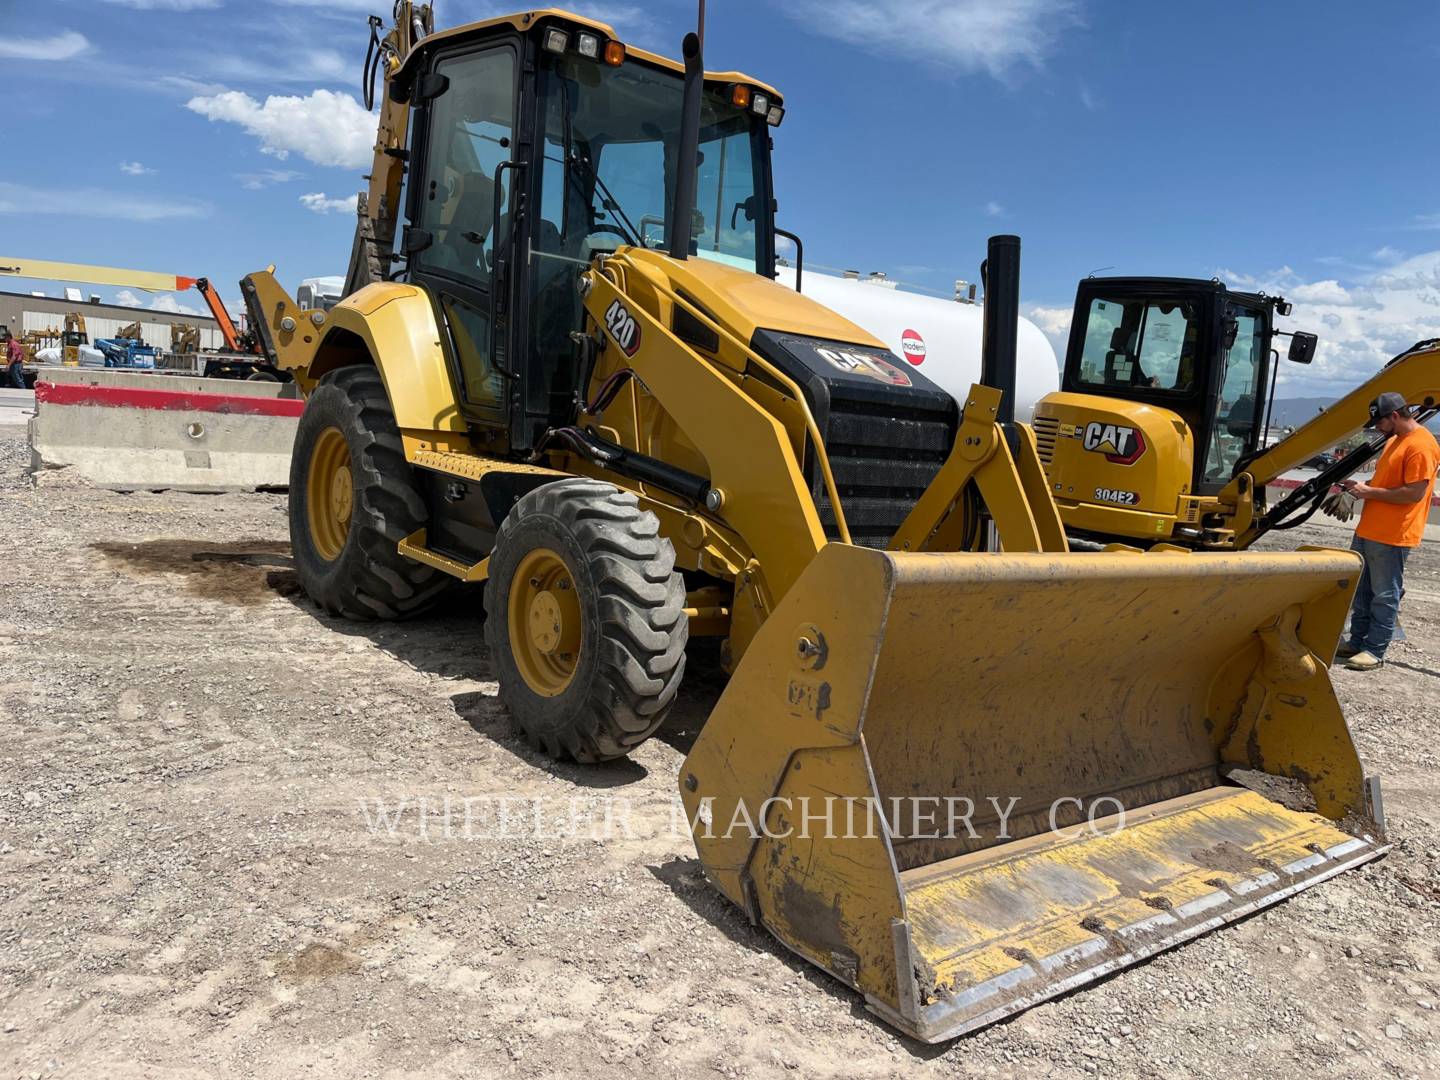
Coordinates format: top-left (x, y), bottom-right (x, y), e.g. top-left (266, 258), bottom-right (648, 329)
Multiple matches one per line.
top-left (524, 50), bottom-right (771, 424)
top-left (532, 52), bottom-right (770, 272)
top-left (1074, 296), bottom-right (1199, 395)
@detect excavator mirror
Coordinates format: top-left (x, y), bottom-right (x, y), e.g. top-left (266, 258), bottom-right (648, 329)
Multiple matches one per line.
top-left (1223, 317), bottom-right (1239, 350)
top-left (1288, 331), bottom-right (1317, 364)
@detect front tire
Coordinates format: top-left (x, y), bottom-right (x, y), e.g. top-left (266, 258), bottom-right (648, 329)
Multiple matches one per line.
top-left (484, 478), bottom-right (688, 762)
top-left (289, 365), bottom-right (454, 620)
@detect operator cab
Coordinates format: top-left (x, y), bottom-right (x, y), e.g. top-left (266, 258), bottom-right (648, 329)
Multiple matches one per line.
top-left (388, 12), bottom-right (784, 450)
top-left (1062, 277), bottom-right (1314, 496)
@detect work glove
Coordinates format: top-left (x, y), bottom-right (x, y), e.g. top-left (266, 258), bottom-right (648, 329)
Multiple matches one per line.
top-left (1321, 488), bottom-right (1358, 523)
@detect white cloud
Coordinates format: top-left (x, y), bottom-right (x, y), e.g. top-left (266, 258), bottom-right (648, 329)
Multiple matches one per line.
top-left (1409, 213), bottom-right (1440, 231)
top-left (1028, 304), bottom-right (1072, 342)
top-left (300, 192), bottom-right (359, 215)
top-left (0, 182), bottom-right (208, 222)
top-left (1220, 254), bottom-right (1440, 397)
top-left (984, 201), bottom-right (1006, 217)
top-left (113, 288), bottom-right (200, 314)
top-left (186, 89), bottom-right (374, 168)
top-left (1288, 279), bottom-right (1353, 306)
top-left (148, 295), bottom-right (203, 315)
top-left (0, 31), bottom-right (92, 62)
top-left (101, 0), bottom-right (222, 8)
top-left (238, 168), bottom-right (304, 190)
top-left (119, 161), bottom-right (156, 176)
top-left (783, 0), bottom-right (1080, 78)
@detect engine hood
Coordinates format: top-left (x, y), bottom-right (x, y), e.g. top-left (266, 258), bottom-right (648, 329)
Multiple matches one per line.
top-left (618, 247), bottom-right (889, 352)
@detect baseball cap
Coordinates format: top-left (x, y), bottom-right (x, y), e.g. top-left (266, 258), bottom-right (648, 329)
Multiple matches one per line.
top-left (1366, 391), bottom-right (1408, 428)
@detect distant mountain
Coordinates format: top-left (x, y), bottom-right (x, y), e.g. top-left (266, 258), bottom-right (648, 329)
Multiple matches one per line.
top-left (1268, 396), bottom-right (1440, 432)
top-left (1267, 397), bottom-right (1335, 427)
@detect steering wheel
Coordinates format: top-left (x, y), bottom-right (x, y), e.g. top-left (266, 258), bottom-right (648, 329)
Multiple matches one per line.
top-left (588, 223), bottom-right (631, 245)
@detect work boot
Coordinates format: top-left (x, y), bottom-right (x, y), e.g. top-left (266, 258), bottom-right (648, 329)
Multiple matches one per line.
top-left (1334, 641), bottom-right (1363, 660)
top-left (1345, 650), bottom-right (1384, 671)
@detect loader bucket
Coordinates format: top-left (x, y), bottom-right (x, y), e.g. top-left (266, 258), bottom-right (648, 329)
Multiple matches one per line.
top-left (680, 544), bottom-right (1388, 1042)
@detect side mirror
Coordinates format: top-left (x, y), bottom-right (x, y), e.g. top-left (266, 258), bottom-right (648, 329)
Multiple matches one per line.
top-left (1288, 331), bottom-right (1318, 364)
top-left (1223, 318), bottom-right (1238, 350)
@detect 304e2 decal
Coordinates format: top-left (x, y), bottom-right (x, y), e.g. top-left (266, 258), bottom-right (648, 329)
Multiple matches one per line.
top-left (1094, 487), bottom-right (1140, 506)
top-left (1082, 421), bottom-right (1146, 465)
top-left (604, 299), bottom-right (641, 357)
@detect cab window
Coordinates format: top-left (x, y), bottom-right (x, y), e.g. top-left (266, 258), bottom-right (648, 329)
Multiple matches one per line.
top-left (410, 46), bottom-right (516, 417)
top-left (1202, 307), bottom-right (1264, 483)
top-left (1075, 297), bottom-right (1199, 394)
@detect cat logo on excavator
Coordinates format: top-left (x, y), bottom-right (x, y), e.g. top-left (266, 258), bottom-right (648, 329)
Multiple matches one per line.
top-left (1082, 420), bottom-right (1146, 464)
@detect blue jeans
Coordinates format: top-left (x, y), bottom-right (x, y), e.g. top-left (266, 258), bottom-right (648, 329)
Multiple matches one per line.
top-left (1347, 536), bottom-right (1411, 659)
top-left (7, 361), bottom-right (22, 389)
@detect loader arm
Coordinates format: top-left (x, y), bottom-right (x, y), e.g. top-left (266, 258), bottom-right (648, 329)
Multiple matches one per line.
top-left (1220, 338), bottom-right (1440, 545)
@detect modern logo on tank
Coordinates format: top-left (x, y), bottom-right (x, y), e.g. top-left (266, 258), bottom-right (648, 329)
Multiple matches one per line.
top-left (899, 328), bottom-right (926, 365)
top-left (1082, 421), bottom-right (1146, 465)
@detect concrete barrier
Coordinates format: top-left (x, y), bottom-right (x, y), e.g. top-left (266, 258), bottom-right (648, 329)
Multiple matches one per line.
top-left (31, 378), bottom-right (303, 492)
top-left (34, 364), bottom-right (302, 399)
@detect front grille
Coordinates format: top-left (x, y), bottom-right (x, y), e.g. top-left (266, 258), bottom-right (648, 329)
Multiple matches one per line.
top-left (1032, 415), bottom-right (1059, 466)
top-left (814, 397), bottom-right (954, 548)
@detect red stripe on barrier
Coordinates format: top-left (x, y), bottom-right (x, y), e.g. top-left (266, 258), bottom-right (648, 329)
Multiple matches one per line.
top-left (35, 381), bottom-right (304, 418)
top-left (1269, 476), bottom-right (1440, 507)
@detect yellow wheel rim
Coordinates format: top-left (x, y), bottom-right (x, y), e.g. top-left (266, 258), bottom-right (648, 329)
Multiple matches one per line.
top-left (508, 547), bottom-right (582, 697)
top-left (306, 426), bottom-right (353, 562)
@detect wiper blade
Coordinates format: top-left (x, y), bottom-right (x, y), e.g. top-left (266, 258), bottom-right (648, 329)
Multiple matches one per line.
top-left (569, 152), bottom-right (642, 249)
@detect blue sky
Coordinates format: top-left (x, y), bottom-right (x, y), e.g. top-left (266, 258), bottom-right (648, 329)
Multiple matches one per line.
top-left (2, 0), bottom-right (1438, 397)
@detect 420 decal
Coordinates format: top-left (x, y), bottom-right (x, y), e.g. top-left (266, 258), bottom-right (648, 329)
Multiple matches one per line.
top-left (603, 299), bottom-right (641, 357)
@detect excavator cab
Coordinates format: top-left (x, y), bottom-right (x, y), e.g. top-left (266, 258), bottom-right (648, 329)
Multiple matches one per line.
top-left (1035, 278), bottom-right (1318, 543)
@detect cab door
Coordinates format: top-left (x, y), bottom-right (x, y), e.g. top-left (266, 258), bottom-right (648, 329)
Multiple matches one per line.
top-left (1198, 303), bottom-right (1265, 491)
top-left (404, 41), bottom-right (521, 429)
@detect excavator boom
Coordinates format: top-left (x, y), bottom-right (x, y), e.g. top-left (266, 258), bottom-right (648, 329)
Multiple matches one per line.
top-left (1221, 338), bottom-right (1440, 544)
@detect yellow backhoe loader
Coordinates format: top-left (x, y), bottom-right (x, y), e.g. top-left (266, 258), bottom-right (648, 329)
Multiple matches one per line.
top-left (240, 5), bottom-right (1387, 1042)
top-left (1035, 276), bottom-right (1438, 548)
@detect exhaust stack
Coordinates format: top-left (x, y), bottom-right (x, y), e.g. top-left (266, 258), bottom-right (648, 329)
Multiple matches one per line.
top-left (668, 32), bottom-right (703, 261)
top-left (980, 234), bottom-right (1021, 452)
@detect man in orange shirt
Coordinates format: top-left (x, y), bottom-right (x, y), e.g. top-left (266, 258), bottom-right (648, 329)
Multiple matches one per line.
top-left (1335, 392), bottom-right (1440, 670)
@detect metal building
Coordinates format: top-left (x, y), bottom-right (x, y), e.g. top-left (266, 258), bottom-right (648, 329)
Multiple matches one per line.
top-left (0, 290), bottom-right (225, 351)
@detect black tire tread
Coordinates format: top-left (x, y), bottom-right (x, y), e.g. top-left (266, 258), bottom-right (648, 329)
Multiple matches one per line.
top-left (289, 365), bottom-right (454, 621)
top-left (484, 478), bottom-right (687, 762)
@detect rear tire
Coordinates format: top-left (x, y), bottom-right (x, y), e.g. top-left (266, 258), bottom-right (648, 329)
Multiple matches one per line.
top-left (484, 478), bottom-right (688, 762)
top-left (289, 365), bottom-right (454, 620)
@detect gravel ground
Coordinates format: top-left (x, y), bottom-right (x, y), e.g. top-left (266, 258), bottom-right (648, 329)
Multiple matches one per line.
top-left (2, 437), bottom-right (1438, 1079)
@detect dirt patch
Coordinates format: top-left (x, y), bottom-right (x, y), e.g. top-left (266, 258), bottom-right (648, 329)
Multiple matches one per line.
top-left (279, 943), bottom-right (363, 982)
top-left (92, 538), bottom-right (295, 607)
